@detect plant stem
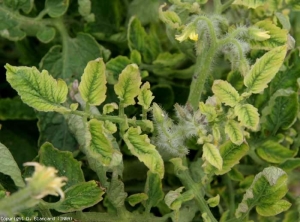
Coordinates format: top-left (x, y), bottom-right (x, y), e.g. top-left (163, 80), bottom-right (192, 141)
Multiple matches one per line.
top-left (224, 174), bottom-right (235, 218)
top-left (214, 0), bottom-right (222, 14)
top-left (221, 0), bottom-right (235, 12)
top-left (188, 49), bottom-right (216, 110)
top-left (187, 17), bottom-right (218, 110)
top-left (175, 166), bottom-right (217, 222)
top-left (0, 187), bottom-right (39, 216)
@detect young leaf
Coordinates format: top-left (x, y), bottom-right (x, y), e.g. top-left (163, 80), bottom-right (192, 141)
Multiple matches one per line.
top-left (39, 142), bottom-right (85, 190)
top-left (207, 195), bottom-right (220, 207)
top-left (234, 104), bottom-right (259, 131)
top-left (202, 143), bottom-right (223, 170)
top-left (225, 120), bottom-right (244, 145)
top-left (216, 141), bottom-right (249, 175)
top-left (250, 20), bottom-right (288, 50)
top-left (144, 171), bottom-right (164, 210)
top-left (78, 58), bottom-right (107, 106)
top-left (0, 142), bottom-right (25, 188)
top-left (103, 103), bottom-right (118, 114)
top-left (244, 45), bottom-right (287, 94)
top-left (128, 17), bottom-right (161, 63)
top-left (36, 27), bottom-right (56, 43)
top-left (236, 167), bottom-right (291, 218)
top-left (256, 140), bottom-right (295, 164)
top-left (123, 127), bottom-right (164, 179)
top-left (212, 80), bottom-right (240, 107)
top-left (261, 89), bottom-right (298, 133)
top-left (53, 181), bottom-right (105, 213)
top-left (127, 193), bottom-right (148, 207)
top-left (87, 119), bottom-right (122, 167)
top-left (78, 0), bottom-right (95, 22)
top-left (138, 82), bottom-right (154, 110)
top-left (45, 0), bottom-right (69, 18)
top-left (114, 64), bottom-right (142, 107)
top-left (5, 64), bottom-right (68, 112)
top-left (199, 102), bottom-right (217, 122)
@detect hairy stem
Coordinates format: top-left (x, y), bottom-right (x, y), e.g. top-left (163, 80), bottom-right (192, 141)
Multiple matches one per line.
top-left (175, 166), bottom-right (218, 222)
top-left (188, 17), bottom-right (218, 110)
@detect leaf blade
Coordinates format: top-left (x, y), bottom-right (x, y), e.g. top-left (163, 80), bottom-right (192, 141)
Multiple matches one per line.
top-left (203, 143), bottom-right (223, 170)
top-left (79, 58), bottom-right (107, 106)
top-left (114, 64), bottom-right (142, 107)
top-left (123, 127), bottom-right (164, 179)
top-left (244, 45), bottom-right (287, 94)
top-left (0, 142), bottom-right (25, 188)
top-left (212, 80), bottom-right (240, 107)
top-left (5, 64), bottom-right (68, 112)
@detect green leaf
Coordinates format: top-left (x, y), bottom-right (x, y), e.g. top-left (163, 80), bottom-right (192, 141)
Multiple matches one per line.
top-left (53, 181), bottom-right (104, 213)
top-left (144, 171), bottom-right (164, 209)
top-left (106, 56), bottom-right (132, 84)
top-left (5, 64), bottom-right (69, 112)
top-left (232, 0), bottom-right (264, 8)
top-left (78, 58), bottom-right (107, 106)
top-left (256, 140), bottom-right (295, 164)
top-left (286, 0), bottom-right (300, 10)
top-left (244, 45), bottom-right (287, 94)
top-left (261, 89), bottom-right (298, 133)
top-left (130, 50), bottom-right (142, 65)
top-left (127, 193), bottom-right (148, 207)
top-left (78, 0), bottom-right (95, 22)
top-left (87, 119), bottom-right (122, 167)
top-left (123, 127), bottom-right (164, 179)
top-left (114, 64), bottom-right (142, 107)
top-left (250, 20), bottom-right (288, 50)
top-left (228, 167), bottom-right (244, 181)
top-left (39, 142), bottom-right (85, 190)
top-left (36, 26), bottom-right (56, 43)
top-left (216, 141), bottom-right (249, 175)
top-left (86, 0), bottom-right (123, 35)
top-left (212, 80), bottom-right (240, 107)
top-left (138, 82), bottom-right (154, 110)
top-left (0, 97), bottom-right (36, 120)
top-left (128, 0), bottom-right (160, 25)
top-left (236, 167), bottom-right (290, 218)
top-left (38, 112), bottom-right (78, 152)
top-left (103, 103), bottom-right (118, 114)
top-left (234, 104), bottom-right (260, 131)
top-left (164, 187), bottom-right (184, 211)
top-left (257, 200), bottom-right (292, 217)
top-left (153, 52), bottom-right (186, 68)
top-left (275, 12), bottom-right (291, 31)
top-left (0, 142), bottom-right (25, 188)
top-left (279, 158), bottom-right (300, 172)
top-left (207, 195), bottom-right (220, 207)
top-left (199, 102), bottom-right (217, 122)
top-left (39, 33), bottom-right (110, 82)
top-left (225, 120), bottom-right (244, 145)
top-left (0, 6), bottom-right (25, 40)
top-left (128, 17), bottom-right (161, 63)
top-left (45, 0), bottom-right (69, 18)
top-left (202, 143), bottom-right (223, 170)
top-left (3, 0), bottom-right (34, 13)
